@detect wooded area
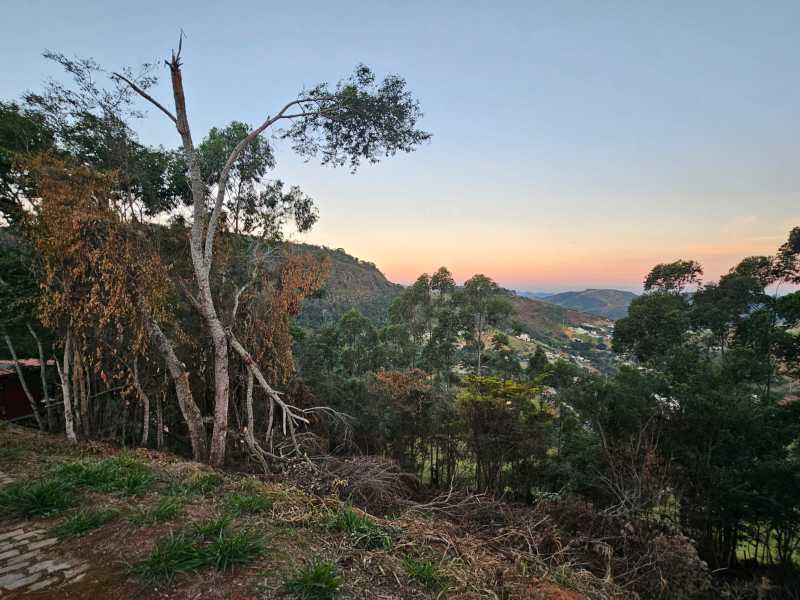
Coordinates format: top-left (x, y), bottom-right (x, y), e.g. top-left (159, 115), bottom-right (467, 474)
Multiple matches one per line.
top-left (2, 42), bottom-right (800, 598)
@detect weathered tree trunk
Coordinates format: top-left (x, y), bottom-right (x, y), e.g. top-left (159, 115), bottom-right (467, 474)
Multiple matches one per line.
top-left (243, 368), bottom-right (269, 472)
top-left (2, 327), bottom-right (44, 430)
top-left (168, 56), bottom-right (231, 467)
top-left (156, 371), bottom-right (165, 450)
top-left (75, 350), bottom-right (90, 437)
top-left (133, 359), bottom-right (150, 447)
top-left (27, 324), bottom-right (54, 431)
top-left (56, 331), bottom-right (77, 442)
top-left (138, 297), bottom-right (207, 461)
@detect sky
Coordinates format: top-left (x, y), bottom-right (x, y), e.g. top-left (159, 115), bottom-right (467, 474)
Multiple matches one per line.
top-left (2, 1), bottom-right (798, 292)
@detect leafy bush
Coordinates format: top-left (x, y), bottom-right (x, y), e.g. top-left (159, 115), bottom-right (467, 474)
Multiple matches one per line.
top-left (0, 479), bottom-right (76, 518)
top-left (326, 506), bottom-right (393, 549)
top-left (284, 559), bottom-right (342, 600)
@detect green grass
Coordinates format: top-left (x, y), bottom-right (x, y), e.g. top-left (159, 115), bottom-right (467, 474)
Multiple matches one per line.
top-left (175, 472), bottom-right (225, 496)
top-left (129, 496), bottom-right (183, 526)
top-left (51, 508), bottom-right (118, 538)
top-left (132, 522), bottom-right (265, 583)
top-left (326, 506), bottom-right (393, 549)
top-left (284, 559), bottom-right (342, 600)
top-left (131, 532), bottom-right (207, 584)
top-left (51, 455), bottom-right (154, 496)
top-left (225, 492), bottom-right (273, 516)
top-left (403, 556), bottom-right (447, 592)
top-left (191, 514), bottom-right (233, 540)
top-left (203, 529), bottom-right (265, 571)
top-left (0, 479), bottom-right (76, 518)
top-left (0, 447), bottom-right (25, 463)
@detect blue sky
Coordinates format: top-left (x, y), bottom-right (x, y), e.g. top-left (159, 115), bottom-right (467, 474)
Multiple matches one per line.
top-left (2, 0), bottom-right (798, 291)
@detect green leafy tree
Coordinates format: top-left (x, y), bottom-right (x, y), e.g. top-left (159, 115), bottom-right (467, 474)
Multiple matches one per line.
top-left (460, 274), bottom-right (512, 374)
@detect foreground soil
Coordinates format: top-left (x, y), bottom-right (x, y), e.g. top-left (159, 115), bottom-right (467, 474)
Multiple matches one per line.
top-left (0, 424), bottom-right (588, 599)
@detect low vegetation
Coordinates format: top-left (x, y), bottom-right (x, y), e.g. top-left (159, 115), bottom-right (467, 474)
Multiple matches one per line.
top-left (283, 559), bottom-right (342, 600)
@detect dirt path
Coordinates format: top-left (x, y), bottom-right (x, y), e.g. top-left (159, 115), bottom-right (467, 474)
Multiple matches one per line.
top-left (0, 472), bottom-right (90, 598)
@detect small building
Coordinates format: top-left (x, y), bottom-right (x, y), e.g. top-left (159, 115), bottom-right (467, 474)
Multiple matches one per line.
top-left (0, 359), bottom-right (51, 422)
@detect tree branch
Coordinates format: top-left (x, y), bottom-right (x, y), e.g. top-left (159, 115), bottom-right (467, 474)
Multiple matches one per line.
top-left (111, 72), bottom-right (178, 124)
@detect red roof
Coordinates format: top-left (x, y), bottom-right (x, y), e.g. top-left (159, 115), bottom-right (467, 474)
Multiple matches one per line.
top-left (0, 359), bottom-right (55, 378)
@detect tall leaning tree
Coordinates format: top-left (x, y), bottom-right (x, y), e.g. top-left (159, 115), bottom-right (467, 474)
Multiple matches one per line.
top-left (115, 40), bottom-right (430, 465)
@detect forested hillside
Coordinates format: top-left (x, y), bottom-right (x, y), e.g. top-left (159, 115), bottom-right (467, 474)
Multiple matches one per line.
top-left (539, 289), bottom-right (637, 320)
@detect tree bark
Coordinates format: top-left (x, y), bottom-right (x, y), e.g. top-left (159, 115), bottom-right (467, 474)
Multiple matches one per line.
top-left (2, 327), bottom-right (44, 430)
top-left (168, 55), bottom-right (230, 467)
top-left (138, 297), bottom-right (207, 461)
top-left (27, 324), bottom-right (54, 431)
top-left (133, 359), bottom-right (150, 447)
top-left (56, 331), bottom-right (77, 442)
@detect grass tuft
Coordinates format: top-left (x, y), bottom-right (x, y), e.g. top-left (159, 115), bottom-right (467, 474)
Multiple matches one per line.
top-left (0, 479), bottom-right (76, 518)
top-left (51, 508), bottom-right (118, 538)
top-left (191, 514), bottom-right (232, 540)
top-left (129, 496), bottom-right (183, 526)
top-left (131, 531), bottom-right (206, 583)
top-left (166, 471), bottom-right (224, 497)
top-left (225, 492), bottom-right (273, 516)
top-left (403, 556), bottom-right (447, 592)
top-left (284, 558), bottom-right (342, 600)
top-left (203, 529), bottom-right (265, 571)
top-left (326, 506), bottom-right (393, 549)
top-left (52, 455), bottom-right (154, 496)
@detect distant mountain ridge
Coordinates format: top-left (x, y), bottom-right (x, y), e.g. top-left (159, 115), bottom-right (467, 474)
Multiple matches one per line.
top-left (294, 245), bottom-right (613, 353)
top-left (536, 288), bottom-right (637, 320)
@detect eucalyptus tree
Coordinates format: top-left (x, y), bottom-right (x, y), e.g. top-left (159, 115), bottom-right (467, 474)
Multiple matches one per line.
top-left (115, 40), bottom-right (430, 465)
top-left (460, 274), bottom-right (512, 374)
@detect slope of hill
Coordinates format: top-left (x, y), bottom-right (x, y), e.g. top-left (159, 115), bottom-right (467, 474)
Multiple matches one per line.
top-left (540, 289), bottom-right (637, 320)
top-left (294, 244), bottom-right (402, 327)
top-left (0, 424), bottom-right (618, 599)
top-left (508, 294), bottom-right (610, 345)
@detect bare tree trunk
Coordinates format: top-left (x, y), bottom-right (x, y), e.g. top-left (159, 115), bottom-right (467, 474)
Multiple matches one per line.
top-left (243, 368), bottom-right (269, 472)
top-left (167, 55), bottom-right (231, 467)
top-left (138, 297), bottom-right (207, 461)
top-left (27, 324), bottom-right (54, 431)
top-left (56, 331), bottom-right (77, 442)
top-left (3, 326), bottom-right (44, 430)
top-left (133, 359), bottom-right (150, 447)
top-left (156, 370), bottom-right (165, 450)
top-left (75, 351), bottom-right (90, 437)
top-left (228, 332), bottom-right (309, 456)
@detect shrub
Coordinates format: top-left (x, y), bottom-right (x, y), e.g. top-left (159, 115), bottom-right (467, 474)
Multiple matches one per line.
top-left (51, 508), bottom-right (118, 537)
top-left (284, 559), bottom-right (342, 600)
top-left (403, 556), bottom-right (447, 592)
top-left (0, 479), bottom-right (76, 518)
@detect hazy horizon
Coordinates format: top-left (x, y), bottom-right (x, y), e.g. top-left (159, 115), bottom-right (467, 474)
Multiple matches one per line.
top-left (3, 1), bottom-right (798, 291)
